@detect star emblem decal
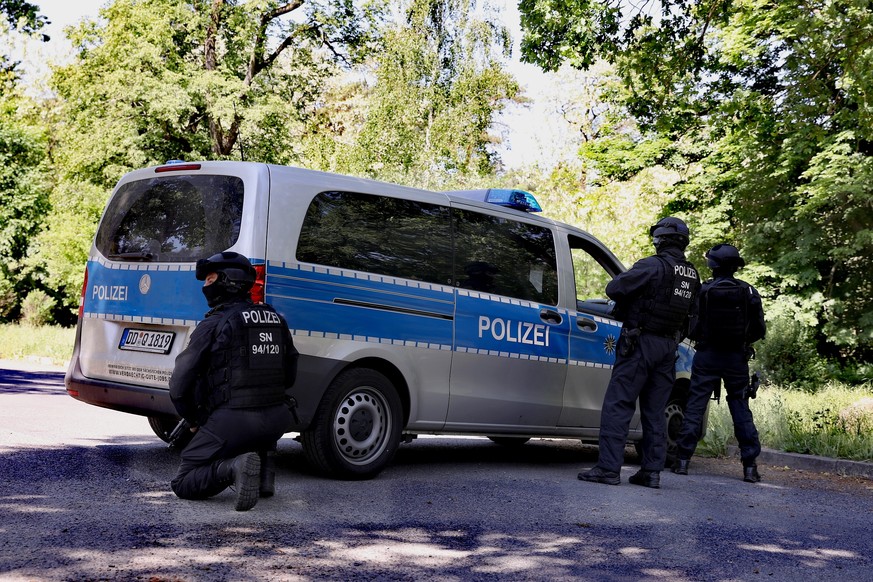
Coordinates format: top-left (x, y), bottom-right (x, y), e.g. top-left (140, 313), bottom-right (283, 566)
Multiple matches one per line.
top-left (604, 334), bottom-right (617, 355)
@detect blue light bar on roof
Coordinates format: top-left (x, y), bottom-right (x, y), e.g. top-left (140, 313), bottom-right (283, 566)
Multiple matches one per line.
top-left (485, 189), bottom-right (543, 213)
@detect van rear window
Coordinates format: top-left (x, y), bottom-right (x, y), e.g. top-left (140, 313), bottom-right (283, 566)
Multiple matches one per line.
top-left (95, 175), bottom-right (244, 262)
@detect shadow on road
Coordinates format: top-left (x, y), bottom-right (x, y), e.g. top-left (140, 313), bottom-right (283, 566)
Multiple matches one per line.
top-left (0, 369), bottom-right (66, 395)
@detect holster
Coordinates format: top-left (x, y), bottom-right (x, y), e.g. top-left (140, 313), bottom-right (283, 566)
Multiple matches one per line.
top-left (620, 327), bottom-right (641, 357)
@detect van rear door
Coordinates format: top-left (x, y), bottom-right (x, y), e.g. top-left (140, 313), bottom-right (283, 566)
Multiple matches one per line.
top-left (69, 162), bottom-right (269, 416)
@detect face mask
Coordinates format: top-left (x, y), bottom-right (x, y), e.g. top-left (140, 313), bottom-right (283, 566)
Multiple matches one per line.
top-left (202, 283), bottom-right (226, 307)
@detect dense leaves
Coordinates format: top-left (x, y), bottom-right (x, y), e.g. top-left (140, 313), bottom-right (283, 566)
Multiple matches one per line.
top-left (519, 0), bottom-right (873, 365)
top-left (301, 0), bottom-right (519, 186)
top-left (0, 96), bottom-right (49, 319)
top-left (38, 0), bottom-right (385, 305)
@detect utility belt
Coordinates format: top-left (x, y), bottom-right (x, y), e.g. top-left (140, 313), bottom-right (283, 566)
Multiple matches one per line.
top-left (642, 328), bottom-right (681, 341)
top-left (619, 327), bottom-right (679, 357)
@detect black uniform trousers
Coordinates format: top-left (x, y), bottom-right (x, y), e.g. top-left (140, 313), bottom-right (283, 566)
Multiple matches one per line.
top-left (675, 348), bottom-right (761, 466)
top-left (596, 331), bottom-right (678, 473)
top-left (171, 404), bottom-right (293, 500)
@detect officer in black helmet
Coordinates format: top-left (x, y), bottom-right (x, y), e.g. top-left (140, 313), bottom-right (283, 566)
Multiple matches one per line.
top-left (673, 244), bottom-right (766, 482)
top-left (169, 251), bottom-right (298, 511)
top-left (579, 217), bottom-right (701, 488)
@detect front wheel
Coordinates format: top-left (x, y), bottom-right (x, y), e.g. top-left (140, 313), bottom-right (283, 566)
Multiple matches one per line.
top-left (301, 368), bottom-right (403, 480)
top-left (631, 399), bottom-right (686, 464)
top-left (664, 400), bottom-right (686, 465)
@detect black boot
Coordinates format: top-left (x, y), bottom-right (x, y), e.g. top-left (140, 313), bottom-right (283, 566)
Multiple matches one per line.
top-left (219, 453), bottom-right (261, 511)
top-left (259, 451), bottom-right (276, 498)
top-left (628, 469), bottom-right (660, 489)
top-left (577, 466), bottom-right (621, 485)
top-left (743, 465), bottom-right (761, 483)
top-left (672, 459), bottom-right (690, 475)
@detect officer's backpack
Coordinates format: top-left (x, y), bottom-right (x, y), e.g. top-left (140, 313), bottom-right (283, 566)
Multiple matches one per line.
top-left (696, 277), bottom-right (751, 348)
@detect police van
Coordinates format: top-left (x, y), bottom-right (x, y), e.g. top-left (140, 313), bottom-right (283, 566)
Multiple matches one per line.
top-left (66, 160), bottom-right (696, 479)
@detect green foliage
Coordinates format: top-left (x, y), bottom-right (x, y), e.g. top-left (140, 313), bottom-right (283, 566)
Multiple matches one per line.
top-left (301, 0), bottom-right (518, 187)
top-left (518, 0), bottom-right (873, 368)
top-left (0, 323), bottom-right (75, 365)
top-left (0, 0), bottom-right (47, 37)
top-left (39, 0), bottom-right (387, 311)
top-left (0, 93), bottom-right (49, 320)
top-left (699, 382), bottom-right (873, 462)
top-left (754, 312), bottom-right (827, 391)
top-left (19, 289), bottom-right (53, 326)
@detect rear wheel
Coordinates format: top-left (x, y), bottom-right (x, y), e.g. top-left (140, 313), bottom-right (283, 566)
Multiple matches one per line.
top-left (147, 415), bottom-right (178, 443)
top-left (302, 368), bottom-right (403, 480)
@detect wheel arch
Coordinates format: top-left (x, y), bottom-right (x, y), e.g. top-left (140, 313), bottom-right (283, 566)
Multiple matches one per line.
top-left (336, 357), bottom-right (411, 428)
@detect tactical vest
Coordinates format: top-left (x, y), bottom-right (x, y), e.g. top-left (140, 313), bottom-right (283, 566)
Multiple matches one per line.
top-left (696, 277), bottom-right (751, 348)
top-left (633, 256), bottom-right (700, 336)
top-left (207, 302), bottom-right (290, 410)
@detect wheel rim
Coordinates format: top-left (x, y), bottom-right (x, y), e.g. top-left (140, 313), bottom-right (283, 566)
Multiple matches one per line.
top-left (332, 387), bottom-right (392, 465)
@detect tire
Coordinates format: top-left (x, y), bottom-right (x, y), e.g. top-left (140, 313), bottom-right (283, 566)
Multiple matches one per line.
top-left (148, 415), bottom-right (178, 443)
top-left (301, 368), bottom-right (403, 480)
top-left (664, 400), bottom-right (685, 465)
top-left (487, 436), bottom-right (530, 447)
top-left (632, 392), bottom-right (687, 465)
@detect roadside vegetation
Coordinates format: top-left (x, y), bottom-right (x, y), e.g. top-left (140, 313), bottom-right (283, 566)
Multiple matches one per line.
top-left (698, 383), bottom-right (873, 462)
top-left (0, 323), bottom-right (74, 366)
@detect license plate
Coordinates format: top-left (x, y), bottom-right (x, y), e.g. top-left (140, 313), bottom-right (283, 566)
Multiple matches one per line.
top-left (119, 328), bottom-right (176, 354)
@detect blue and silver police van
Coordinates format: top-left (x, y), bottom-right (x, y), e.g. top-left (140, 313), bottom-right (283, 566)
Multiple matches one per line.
top-left (66, 160), bottom-right (697, 479)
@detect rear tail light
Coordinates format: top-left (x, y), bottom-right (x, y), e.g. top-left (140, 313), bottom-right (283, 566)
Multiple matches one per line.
top-left (77, 266), bottom-right (89, 319)
top-left (250, 264), bottom-right (266, 304)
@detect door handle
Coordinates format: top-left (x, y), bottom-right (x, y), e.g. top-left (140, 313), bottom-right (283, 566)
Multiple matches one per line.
top-left (577, 317), bottom-right (598, 332)
top-left (539, 309), bottom-right (563, 325)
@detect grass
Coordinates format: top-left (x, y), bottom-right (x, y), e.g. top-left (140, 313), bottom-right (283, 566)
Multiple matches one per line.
top-left (0, 323), bottom-right (76, 366)
top-left (2, 323), bottom-right (871, 462)
top-left (698, 382), bottom-right (873, 462)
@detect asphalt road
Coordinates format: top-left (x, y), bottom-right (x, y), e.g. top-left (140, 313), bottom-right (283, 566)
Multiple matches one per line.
top-left (1, 363), bottom-right (872, 581)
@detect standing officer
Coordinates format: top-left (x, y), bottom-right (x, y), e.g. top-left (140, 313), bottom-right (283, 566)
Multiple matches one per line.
top-left (169, 251), bottom-right (298, 511)
top-left (673, 244), bottom-right (766, 482)
top-left (579, 217), bottom-right (700, 488)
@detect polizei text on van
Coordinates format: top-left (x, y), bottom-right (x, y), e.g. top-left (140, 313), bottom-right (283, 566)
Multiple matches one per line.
top-left (478, 316), bottom-right (550, 347)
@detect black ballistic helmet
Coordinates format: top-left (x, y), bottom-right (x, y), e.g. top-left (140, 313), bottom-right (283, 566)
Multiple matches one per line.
top-left (649, 216), bottom-right (690, 250)
top-left (705, 243), bottom-right (745, 270)
top-left (196, 251), bottom-right (256, 296)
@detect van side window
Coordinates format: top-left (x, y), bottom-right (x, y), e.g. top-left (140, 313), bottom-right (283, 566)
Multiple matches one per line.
top-left (96, 175), bottom-right (244, 262)
top-left (297, 191), bottom-right (453, 285)
top-left (454, 209), bottom-right (558, 305)
top-left (570, 234), bottom-right (621, 317)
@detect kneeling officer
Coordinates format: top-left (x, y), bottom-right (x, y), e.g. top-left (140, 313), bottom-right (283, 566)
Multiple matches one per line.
top-left (169, 252), bottom-right (298, 511)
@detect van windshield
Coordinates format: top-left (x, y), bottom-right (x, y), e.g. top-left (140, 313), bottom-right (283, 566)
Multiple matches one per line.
top-left (95, 174), bottom-right (244, 262)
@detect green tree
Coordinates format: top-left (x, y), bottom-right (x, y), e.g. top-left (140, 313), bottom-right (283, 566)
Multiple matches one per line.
top-left (302, 0), bottom-right (520, 187)
top-left (1, 0), bottom-right (48, 91)
top-left (39, 0), bottom-right (385, 309)
top-left (0, 93), bottom-right (49, 320)
top-left (519, 0), bottom-right (873, 365)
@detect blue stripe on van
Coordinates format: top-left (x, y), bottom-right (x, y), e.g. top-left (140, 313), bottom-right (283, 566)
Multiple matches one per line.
top-left (265, 263), bottom-right (454, 346)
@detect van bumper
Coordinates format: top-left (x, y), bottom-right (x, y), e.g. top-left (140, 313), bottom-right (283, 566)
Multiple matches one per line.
top-left (65, 356), bottom-right (177, 418)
